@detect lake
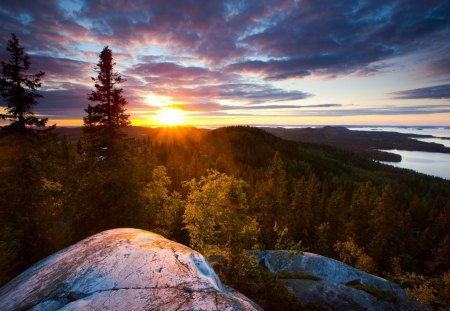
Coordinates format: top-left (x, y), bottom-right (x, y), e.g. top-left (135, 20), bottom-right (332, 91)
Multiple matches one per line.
top-left (349, 127), bottom-right (450, 180)
top-left (379, 150), bottom-right (450, 180)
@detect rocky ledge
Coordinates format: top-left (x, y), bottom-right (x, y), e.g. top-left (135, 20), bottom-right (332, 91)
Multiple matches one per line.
top-left (0, 228), bottom-right (260, 311)
top-left (255, 250), bottom-right (427, 311)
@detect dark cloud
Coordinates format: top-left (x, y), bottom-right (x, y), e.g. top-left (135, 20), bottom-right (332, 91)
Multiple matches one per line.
top-left (37, 84), bottom-right (90, 119)
top-left (1, 0), bottom-right (449, 73)
top-left (76, 0), bottom-right (245, 63)
top-left (128, 62), bottom-right (232, 86)
top-left (237, 0), bottom-right (450, 78)
top-left (391, 84), bottom-right (450, 100)
top-left (31, 55), bottom-right (91, 81)
top-left (0, 1), bottom-right (90, 56)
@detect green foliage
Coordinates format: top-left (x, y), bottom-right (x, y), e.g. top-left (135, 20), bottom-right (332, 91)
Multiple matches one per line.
top-left (183, 170), bottom-right (260, 253)
top-left (0, 34), bottom-right (47, 129)
top-left (274, 222), bottom-right (305, 251)
top-left (435, 270), bottom-right (450, 310)
top-left (334, 238), bottom-right (377, 273)
top-left (0, 227), bottom-right (22, 284)
top-left (428, 235), bottom-right (450, 274)
top-left (143, 166), bottom-right (183, 238)
top-left (208, 250), bottom-right (304, 311)
top-left (0, 125), bottom-right (449, 310)
top-left (394, 272), bottom-right (438, 306)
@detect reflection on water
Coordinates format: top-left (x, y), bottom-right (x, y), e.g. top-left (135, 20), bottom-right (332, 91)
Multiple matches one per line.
top-left (380, 150), bottom-right (450, 180)
top-left (348, 127), bottom-right (450, 180)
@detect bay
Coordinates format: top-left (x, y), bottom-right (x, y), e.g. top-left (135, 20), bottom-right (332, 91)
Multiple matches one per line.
top-left (380, 150), bottom-right (450, 180)
top-left (349, 127), bottom-right (450, 180)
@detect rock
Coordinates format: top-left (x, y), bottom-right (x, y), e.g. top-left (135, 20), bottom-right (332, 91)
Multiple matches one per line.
top-left (282, 279), bottom-right (398, 311)
top-left (254, 250), bottom-right (427, 311)
top-left (0, 228), bottom-right (261, 311)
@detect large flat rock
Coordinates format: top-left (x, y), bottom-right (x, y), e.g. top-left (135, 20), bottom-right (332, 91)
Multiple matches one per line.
top-left (255, 250), bottom-right (427, 310)
top-left (0, 228), bottom-right (260, 311)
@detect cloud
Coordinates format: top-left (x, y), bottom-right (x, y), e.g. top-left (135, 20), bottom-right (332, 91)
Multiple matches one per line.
top-left (306, 105), bottom-right (450, 117)
top-left (424, 57), bottom-right (450, 81)
top-left (146, 83), bottom-right (312, 105)
top-left (168, 103), bottom-right (340, 113)
top-left (75, 0), bottom-right (245, 63)
top-left (1, 0), bottom-right (449, 123)
top-left (126, 59), bottom-right (313, 111)
top-left (236, 1), bottom-right (450, 79)
top-left (37, 84), bottom-right (91, 119)
top-left (31, 55), bottom-right (91, 82)
top-left (128, 61), bottom-right (232, 86)
top-left (391, 84), bottom-right (450, 100)
top-left (1, 0), bottom-right (449, 73)
top-left (0, 1), bottom-right (90, 57)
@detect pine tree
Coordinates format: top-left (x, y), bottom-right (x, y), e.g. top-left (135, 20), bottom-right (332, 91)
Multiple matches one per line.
top-left (369, 184), bottom-right (403, 270)
top-left (0, 33), bottom-right (47, 130)
top-left (83, 46), bottom-right (129, 132)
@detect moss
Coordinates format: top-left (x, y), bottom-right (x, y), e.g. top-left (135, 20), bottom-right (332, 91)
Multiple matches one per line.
top-left (345, 280), bottom-right (398, 303)
top-left (278, 271), bottom-right (322, 281)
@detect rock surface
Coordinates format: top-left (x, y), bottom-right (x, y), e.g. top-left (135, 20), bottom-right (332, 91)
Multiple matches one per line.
top-left (0, 228), bottom-right (261, 311)
top-left (255, 250), bottom-right (426, 311)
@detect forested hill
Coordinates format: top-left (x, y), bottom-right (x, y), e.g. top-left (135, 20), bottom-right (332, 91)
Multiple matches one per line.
top-left (1, 125), bottom-right (450, 309)
top-left (262, 126), bottom-right (450, 162)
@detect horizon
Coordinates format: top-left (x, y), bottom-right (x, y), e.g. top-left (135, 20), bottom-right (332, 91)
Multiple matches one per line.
top-left (1, 1), bottom-right (449, 127)
top-left (45, 124), bottom-right (450, 129)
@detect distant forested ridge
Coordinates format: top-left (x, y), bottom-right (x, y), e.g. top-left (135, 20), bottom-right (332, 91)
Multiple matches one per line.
top-left (1, 126), bottom-right (449, 309)
top-left (263, 126), bottom-right (450, 162)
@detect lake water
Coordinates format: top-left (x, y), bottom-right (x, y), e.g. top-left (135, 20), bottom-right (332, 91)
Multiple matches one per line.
top-left (379, 150), bottom-right (450, 180)
top-left (349, 127), bottom-right (450, 180)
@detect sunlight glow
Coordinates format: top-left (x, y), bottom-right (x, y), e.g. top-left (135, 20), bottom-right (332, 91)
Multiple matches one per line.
top-left (157, 107), bottom-right (186, 125)
top-left (145, 94), bottom-right (173, 107)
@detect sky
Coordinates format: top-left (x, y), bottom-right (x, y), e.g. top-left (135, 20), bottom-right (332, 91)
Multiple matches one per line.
top-left (0, 0), bottom-right (449, 127)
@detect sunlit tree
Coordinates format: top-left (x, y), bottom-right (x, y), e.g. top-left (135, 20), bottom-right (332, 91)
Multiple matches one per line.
top-left (143, 166), bottom-right (183, 238)
top-left (334, 238), bottom-right (377, 273)
top-left (0, 33), bottom-right (47, 130)
top-left (183, 170), bottom-right (259, 253)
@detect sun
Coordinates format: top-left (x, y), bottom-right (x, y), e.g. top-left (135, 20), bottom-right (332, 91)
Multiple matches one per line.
top-left (157, 107), bottom-right (186, 125)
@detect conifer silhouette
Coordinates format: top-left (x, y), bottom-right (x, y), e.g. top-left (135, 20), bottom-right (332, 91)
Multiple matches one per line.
top-left (0, 34), bottom-right (47, 130)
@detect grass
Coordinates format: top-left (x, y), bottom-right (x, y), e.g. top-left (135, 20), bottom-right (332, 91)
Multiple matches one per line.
top-left (345, 280), bottom-right (398, 303)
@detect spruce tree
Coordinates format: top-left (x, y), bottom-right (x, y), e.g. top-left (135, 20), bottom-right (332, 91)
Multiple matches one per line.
top-left (84, 46), bottom-right (129, 131)
top-left (0, 33), bottom-right (47, 130)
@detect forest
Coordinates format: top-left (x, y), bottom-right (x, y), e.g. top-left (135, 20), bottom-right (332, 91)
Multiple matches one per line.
top-left (1, 34), bottom-right (449, 310)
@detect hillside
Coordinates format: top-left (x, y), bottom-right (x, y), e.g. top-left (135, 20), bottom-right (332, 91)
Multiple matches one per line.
top-left (262, 126), bottom-right (450, 162)
top-left (1, 126), bottom-right (449, 309)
